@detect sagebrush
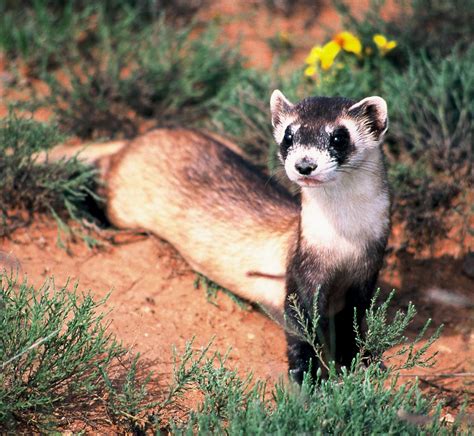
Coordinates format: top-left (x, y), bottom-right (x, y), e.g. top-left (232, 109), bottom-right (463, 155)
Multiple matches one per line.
top-left (0, 113), bottom-right (99, 238)
top-left (1, 272), bottom-right (459, 433)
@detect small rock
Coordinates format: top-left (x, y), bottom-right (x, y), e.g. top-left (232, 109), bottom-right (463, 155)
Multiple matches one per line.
top-left (425, 288), bottom-right (473, 308)
top-left (462, 251), bottom-right (474, 279)
top-left (436, 344), bottom-right (453, 354)
top-left (247, 332), bottom-right (255, 340)
top-left (0, 71), bottom-right (15, 85)
top-left (442, 413), bottom-right (455, 423)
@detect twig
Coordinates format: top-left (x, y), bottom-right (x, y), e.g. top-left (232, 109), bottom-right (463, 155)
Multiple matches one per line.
top-left (1, 328), bottom-right (61, 369)
top-left (395, 372), bottom-right (474, 378)
top-left (419, 378), bottom-right (461, 394)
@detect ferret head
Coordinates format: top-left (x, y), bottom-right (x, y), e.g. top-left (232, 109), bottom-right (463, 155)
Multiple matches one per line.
top-left (270, 90), bottom-right (388, 187)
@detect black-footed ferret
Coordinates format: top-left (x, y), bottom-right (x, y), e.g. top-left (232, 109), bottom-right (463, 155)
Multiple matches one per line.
top-left (40, 90), bottom-right (390, 382)
top-left (270, 90), bottom-right (390, 382)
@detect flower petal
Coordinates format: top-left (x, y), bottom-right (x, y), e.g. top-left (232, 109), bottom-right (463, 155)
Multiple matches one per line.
top-left (386, 40), bottom-right (397, 51)
top-left (320, 40), bottom-right (341, 70)
top-left (335, 31), bottom-right (362, 55)
top-left (305, 46), bottom-right (323, 65)
top-left (373, 34), bottom-right (388, 49)
top-left (304, 65), bottom-right (317, 77)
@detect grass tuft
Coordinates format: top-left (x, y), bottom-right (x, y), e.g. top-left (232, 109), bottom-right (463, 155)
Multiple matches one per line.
top-left (0, 113), bottom-right (100, 238)
top-left (0, 272), bottom-right (460, 433)
top-left (194, 273), bottom-right (251, 310)
top-left (176, 291), bottom-right (453, 435)
top-left (0, 273), bottom-right (126, 430)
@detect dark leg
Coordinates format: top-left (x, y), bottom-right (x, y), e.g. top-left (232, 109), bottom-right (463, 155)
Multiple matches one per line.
top-left (332, 304), bottom-right (362, 368)
top-left (332, 282), bottom-right (376, 368)
top-left (286, 332), bottom-right (318, 384)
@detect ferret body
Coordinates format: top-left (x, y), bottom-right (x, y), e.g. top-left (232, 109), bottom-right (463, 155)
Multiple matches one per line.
top-left (106, 129), bottom-right (297, 315)
top-left (270, 91), bottom-right (390, 381)
top-left (43, 90), bottom-right (390, 381)
top-left (46, 130), bottom-right (297, 316)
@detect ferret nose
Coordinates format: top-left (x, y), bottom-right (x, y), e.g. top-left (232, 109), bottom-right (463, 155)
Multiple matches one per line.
top-left (295, 158), bottom-right (317, 176)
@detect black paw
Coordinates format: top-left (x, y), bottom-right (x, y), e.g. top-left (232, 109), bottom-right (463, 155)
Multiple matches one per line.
top-left (288, 367), bottom-right (306, 384)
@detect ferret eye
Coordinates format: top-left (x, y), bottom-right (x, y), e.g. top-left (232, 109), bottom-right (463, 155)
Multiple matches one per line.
top-left (330, 128), bottom-right (350, 148)
top-left (283, 126), bottom-right (293, 148)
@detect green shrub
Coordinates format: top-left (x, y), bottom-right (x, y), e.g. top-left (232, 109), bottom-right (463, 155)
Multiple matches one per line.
top-left (384, 47), bottom-right (473, 179)
top-left (0, 274), bottom-right (126, 430)
top-left (173, 290), bottom-right (452, 435)
top-left (0, 0), bottom-right (85, 70)
top-left (0, 0), bottom-right (208, 71)
top-left (336, 0), bottom-right (474, 60)
top-left (42, 15), bottom-right (246, 139)
top-left (0, 113), bottom-right (100, 238)
top-left (0, 274), bottom-right (214, 433)
top-left (179, 364), bottom-right (447, 434)
top-left (0, 271), bottom-right (461, 433)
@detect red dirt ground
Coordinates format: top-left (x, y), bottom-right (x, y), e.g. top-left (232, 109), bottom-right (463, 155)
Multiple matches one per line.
top-left (1, 0), bottom-right (472, 430)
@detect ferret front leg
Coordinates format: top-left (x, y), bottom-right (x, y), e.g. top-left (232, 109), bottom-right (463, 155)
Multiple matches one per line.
top-left (285, 332), bottom-right (318, 384)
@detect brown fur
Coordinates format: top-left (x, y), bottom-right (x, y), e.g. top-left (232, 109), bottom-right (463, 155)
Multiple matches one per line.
top-left (44, 129), bottom-right (299, 315)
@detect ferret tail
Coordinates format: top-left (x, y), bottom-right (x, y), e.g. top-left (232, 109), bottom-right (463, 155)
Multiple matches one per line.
top-left (34, 140), bottom-right (128, 165)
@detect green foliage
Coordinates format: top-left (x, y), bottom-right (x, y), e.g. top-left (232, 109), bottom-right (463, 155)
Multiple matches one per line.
top-left (383, 46), bottom-right (473, 247)
top-left (385, 47), bottom-right (473, 178)
top-left (0, 113), bottom-right (100, 237)
top-left (0, 272), bottom-right (458, 433)
top-left (194, 273), bottom-right (250, 310)
top-left (209, 69), bottom-right (277, 169)
top-left (104, 339), bottom-right (236, 433)
top-left (0, 273), bottom-right (126, 430)
top-left (0, 0), bottom-right (207, 71)
top-left (336, 0), bottom-right (474, 60)
top-left (178, 363), bottom-right (448, 435)
top-left (0, 0), bottom-right (85, 70)
top-left (42, 14), bottom-right (246, 139)
top-left (102, 353), bottom-right (153, 432)
top-left (174, 291), bottom-right (453, 435)
top-left (355, 290), bottom-right (442, 369)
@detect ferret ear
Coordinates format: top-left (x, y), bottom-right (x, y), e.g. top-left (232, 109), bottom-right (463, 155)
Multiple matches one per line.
top-left (270, 89), bottom-right (294, 129)
top-left (348, 96), bottom-right (388, 142)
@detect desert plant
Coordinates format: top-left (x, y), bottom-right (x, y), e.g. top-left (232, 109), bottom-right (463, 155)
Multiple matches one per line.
top-left (0, 271), bottom-right (462, 433)
top-left (0, 274), bottom-right (126, 430)
top-left (41, 14), bottom-right (246, 139)
top-left (336, 0), bottom-right (474, 61)
top-left (0, 113), bottom-right (100, 238)
top-left (174, 290), bottom-right (455, 434)
top-left (0, 0), bottom-right (208, 72)
top-left (384, 47), bottom-right (473, 179)
top-left (0, 0), bottom-right (86, 71)
top-left (0, 273), bottom-right (216, 432)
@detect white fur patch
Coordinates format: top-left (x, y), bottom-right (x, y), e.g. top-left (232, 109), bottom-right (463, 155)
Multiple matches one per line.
top-left (339, 118), bottom-right (376, 151)
top-left (300, 150), bottom-right (389, 262)
top-left (273, 119), bottom-right (298, 145)
top-left (284, 147), bottom-right (338, 184)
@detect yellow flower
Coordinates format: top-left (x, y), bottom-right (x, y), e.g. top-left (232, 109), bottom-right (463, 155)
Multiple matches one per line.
top-left (373, 34), bottom-right (397, 55)
top-left (304, 65), bottom-right (317, 77)
top-left (305, 46), bottom-right (323, 65)
top-left (304, 31), bottom-right (362, 73)
top-left (320, 40), bottom-right (341, 70)
top-left (333, 31), bottom-right (362, 55)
